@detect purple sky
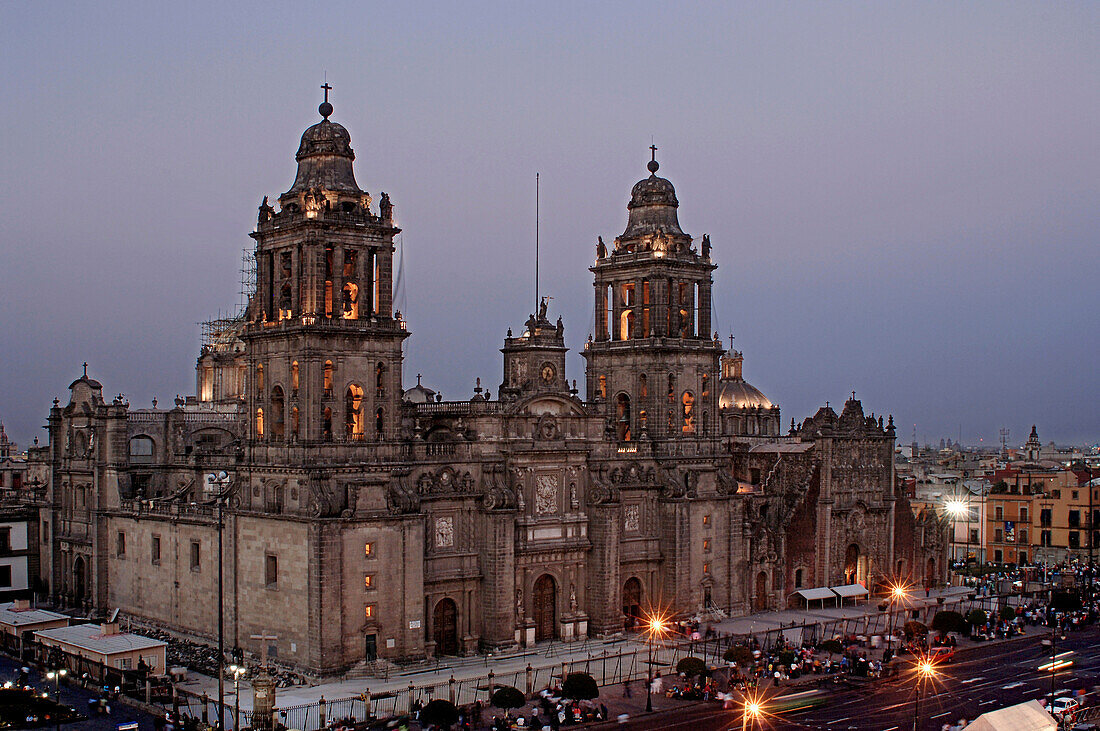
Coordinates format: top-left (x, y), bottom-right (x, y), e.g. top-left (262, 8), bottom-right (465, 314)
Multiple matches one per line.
top-left (1, 2), bottom-right (1097, 449)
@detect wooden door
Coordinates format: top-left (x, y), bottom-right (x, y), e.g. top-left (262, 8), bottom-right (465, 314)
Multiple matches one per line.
top-left (622, 578), bottom-right (642, 630)
top-left (433, 598), bottom-right (459, 655)
top-left (533, 575), bottom-right (557, 641)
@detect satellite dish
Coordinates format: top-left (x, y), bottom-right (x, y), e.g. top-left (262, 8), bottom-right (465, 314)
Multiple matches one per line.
top-left (109, 608), bottom-right (120, 623)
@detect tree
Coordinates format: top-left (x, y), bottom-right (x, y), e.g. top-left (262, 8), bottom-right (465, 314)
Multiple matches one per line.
top-left (965, 609), bottom-right (987, 627)
top-left (818, 639), bottom-right (844, 657)
top-left (903, 620), bottom-right (927, 639)
top-left (723, 644), bottom-right (753, 666)
top-left (490, 686), bottom-right (526, 715)
top-left (561, 672), bottom-right (599, 701)
top-left (931, 610), bottom-right (967, 636)
top-left (419, 699), bottom-right (459, 729)
top-left (676, 657), bottom-right (707, 678)
top-left (999, 605), bottom-right (1017, 622)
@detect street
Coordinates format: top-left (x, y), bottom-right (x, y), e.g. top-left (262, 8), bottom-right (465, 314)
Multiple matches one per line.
top-left (602, 624), bottom-right (1099, 730)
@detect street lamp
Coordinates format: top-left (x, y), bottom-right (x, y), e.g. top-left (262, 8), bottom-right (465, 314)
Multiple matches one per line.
top-left (642, 612), bottom-right (668, 713)
top-left (945, 499), bottom-right (969, 578)
top-left (741, 692), bottom-right (764, 731)
top-left (889, 584), bottom-right (910, 652)
top-left (228, 664), bottom-right (247, 730)
top-left (912, 657), bottom-right (937, 731)
top-left (45, 668), bottom-right (67, 731)
top-left (206, 471), bottom-right (232, 731)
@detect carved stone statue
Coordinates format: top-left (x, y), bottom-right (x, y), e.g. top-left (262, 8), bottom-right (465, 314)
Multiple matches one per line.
top-left (569, 584), bottom-right (577, 612)
top-left (701, 234), bottom-right (711, 259)
top-left (538, 296), bottom-right (549, 321)
top-left (379, 191), bottom-right (392, 221)
top-left (596, 236), bottom-right (607, 259)
top-left (556, 317), bottom-right (564, 336)
top-left (258, 196), bottom-right (275, 224)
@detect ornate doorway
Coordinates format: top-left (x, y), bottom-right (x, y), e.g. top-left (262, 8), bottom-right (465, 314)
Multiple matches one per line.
top-left (622, 577), bottom-right (643, 630)
top-left (533, 575), bottom-right (557, 641)
top-left (753, 571), bottom-right (768, 612)
top-left (72, 556), bottom-right (86, 605)
top-left (432, 598), bottom-right (459, 655)
top-left (844, 543), bottom-right (865, 585)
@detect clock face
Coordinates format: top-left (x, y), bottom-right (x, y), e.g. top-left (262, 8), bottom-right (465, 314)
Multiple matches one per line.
top-left (541, 363), bottom-right (556, 383)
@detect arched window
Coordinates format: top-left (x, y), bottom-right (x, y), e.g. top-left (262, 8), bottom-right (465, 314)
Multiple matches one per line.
top-left (667, 373), bottom-right (675, 402)
top-left (291, 406), bottom-right (299, 438)
top-left (255, 408), bottom-right (265, 438)
top-left (639, 373), bottom-right (647, 399)
top-left (323, 361), bottom-right (334, 396)
top-left (641, 279), bottom-right (651, 337)
top-left (375, 407), bottom-right (385, 439)
top-left (342, 282), bottom-right (359, 319)
top-left (345, 384), bottom-right (364, 440)
top-left (682, 391), bottom-right (695, 433)
top-left (129, 436), bottom-right (155, 464)
top-left (322, 407), bottom-right (332, 441)
top-left (794, 568), bottom-right (804, 588)
top-left (598, 375), bottom-right (607, 400)
top-left (271, 386), bottom-right (285, 440)
top-left (619, 309), bottom-right (634, 341)
top-left (256, 364), bottom-right (264, 392)
top-left (279, 282), bottom-right (292, 320)
top-left (615, 393), bottom-right (631, 442)
top-left (291, 361), bottom-right (299, 392)
top-left (701, 374), bottom-right (709, 398)
top-left (376, 362), bottom-right (386, 397)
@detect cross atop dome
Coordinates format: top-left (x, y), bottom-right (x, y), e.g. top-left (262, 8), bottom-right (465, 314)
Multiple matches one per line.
top-left (319, 82), bottom-right (333, 119)
top-left (648, 144), bottom-right (659, 174)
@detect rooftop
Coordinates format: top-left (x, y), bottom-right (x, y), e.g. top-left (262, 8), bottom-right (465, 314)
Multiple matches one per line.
top-left (34, 623), bottom-right (166, 656)
top-left (0, 602), bottom-right (68, 628)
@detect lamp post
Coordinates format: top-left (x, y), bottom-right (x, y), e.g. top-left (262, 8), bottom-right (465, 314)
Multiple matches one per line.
top-left (228, 664), bottom-right (247, 730)
top-left (912, 658), bottom-right (936, 731)
top-left (643, 613), bottom-right (667, 713)
top-left (206, 471), bottom-right (232, 731)
top-left (890, 584), bottom-right (909, 652)
top-left (945, 500), bottom-right (969, 582)
top-left (741, 697), bottom-right (762, 731)
top-left (46, 668), bottom-right (67, 731)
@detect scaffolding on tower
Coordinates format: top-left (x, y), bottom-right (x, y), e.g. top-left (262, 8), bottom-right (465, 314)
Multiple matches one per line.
top-left (199, 246), bottom-right (255, 352)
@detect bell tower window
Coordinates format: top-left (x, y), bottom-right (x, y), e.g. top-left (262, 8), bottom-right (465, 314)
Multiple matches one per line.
top-left (271, 387), bottom-right (285, 440)
top-left (345, 384), bottom-right (364, 440)
top-left (255, 408), bottom-right (264, 438)
top-left (323, 361), bottom-right (334, 397)
top-left (681, 391), bottom-right (695, 434)
top-left (342, 283), bottom-right (359, 319)
top-left (324, 246), bottom-right (334, 318)
top-left (375, 362), bottom-right (386, 398)
top-left (598, 375), bottom-right (607, 400)
top-left (375, 408), bottom-right (385, 439)
top-left (641, 279), bottom-right (651, 337)
top-left (256, 364), bottom-right (264, 391)
top-left (278, 252), bottom-right (293, 320)
top-left (322, 407), bottom-right (333, 441)
top-left (615, 393), bottom-right (632, 442)
top-left (291, 406), bottom-right (299, 438)
top-left (291, 361), bottom-right (299, 393)
top-left (639, 374), bottom-right (647, 398)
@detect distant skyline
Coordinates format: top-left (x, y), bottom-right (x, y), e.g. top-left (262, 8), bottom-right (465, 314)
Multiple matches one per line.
top-left (1, 2), bottom-right (1097, 449)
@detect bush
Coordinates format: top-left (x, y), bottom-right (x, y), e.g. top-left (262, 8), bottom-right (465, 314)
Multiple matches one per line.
top-left (999, 605), bottom-right (1017, 622)
top-left (818, 639), bottom-right (844, 656)
top-left (777, 650), bottom-right (796, 667)
top-left (676, 657), bottom-right (707, 678)
top-left (931, 610), bottom-right (967, 635)
top-left (490, 685), bottom-right (526, 711)
top-left (561, 672), bottom-right (599, 701)
top-left (724, 644), bottom-right (753, 665)
top-left (965, 609), bottom-right (987, 627)
top-left (903, 620), bottom-right (928, 639)
top-left (420, 699), bottom-right (459, 728)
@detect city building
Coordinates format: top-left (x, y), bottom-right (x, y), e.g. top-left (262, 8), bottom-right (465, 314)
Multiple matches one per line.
top-left (33, 94), bottom-right (942, 674)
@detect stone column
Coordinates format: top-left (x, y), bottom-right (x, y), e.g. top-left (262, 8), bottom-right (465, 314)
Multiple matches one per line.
top-left (251, 671), bottom-right (276, 731)
top-left (585, 503), bottom-right (621, 636)
top-left (480, 513), bottom-right (516, 650)
top-left (698, 281), bottom-right (712, 340)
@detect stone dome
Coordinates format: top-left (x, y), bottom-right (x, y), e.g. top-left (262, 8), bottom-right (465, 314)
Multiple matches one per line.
top-left (620, 173), bottom-right (686, 240)
top-left (718, 352), bottom-right (773, 409)
top-left (283, 115), bottom-right (362, 197)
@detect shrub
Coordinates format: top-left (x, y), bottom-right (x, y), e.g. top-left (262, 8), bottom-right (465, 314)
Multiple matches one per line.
top-left (561, 672), bottom-right (599, 701)
top-left (490, 685), bottom-right (526, 711)
top-left (999, 605), bottom-right (1017, 622)
top-left (724, 644), bottom-right (753, 665)
top-left (931, 610), bottom-right (966, 635)
top-left (420, 699), bottom-right (459, 728)
top-left (903, 620), bottom-right (928, 639)
top-left (818, 639), bottom-right (844, 656)
top-left (965, 609), bottom-right (987, 627)
top-left (676, 657), bottom-right (707, 678)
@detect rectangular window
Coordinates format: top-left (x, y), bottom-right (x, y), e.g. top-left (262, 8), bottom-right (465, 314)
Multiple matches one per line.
top-left (1040, 509), bottom-right (1052, 527)
top-left (1019, 507), bottom-right (1028, 523)
top-left (1069, 511), bottom-right (1081, 528)
top-left (42, 521), bottom-right (48, 543)
top-left (994, 549), bottom-right (1003, 563)
top-left (1019, 529), bottom-right (1028, 544)
top-left (364, 574), bottom-right (374, 590)
top-left (702, 515), bottom-right (710, 527)
top-left (116, 532), bottom-right (126, 558)
top-left (364, 542), bottom-right (375, 558)
top-left (364, 604), bottom-right (376, 619)
top-left (265, 554), bottom-right (278, 588)
top-left (994, 529), bottom-right (1003, 542)
top-left (1069, 532), bottom-right (1080, 549)
top-left (995, 506), bottom-right (1003, 521)
top-left (969, 528), bottom-right (979, 544)
top-left (151, 535), bottom-right (161, 565)
top-left (1041, 530), bottom-right (1052, 547)
top-left (190, 541), bottom-right (201, 572)
top-left (0, 528), bottom-right (10, 553)
top-left (1052, 490), bottom-right (1061, 499)
top-left (0, 566), bottom-right (10, 588)
top-left (1072, 490), bottom-right (1079, 500)
top-left (702, 539), bottom-right (711, 552)
top-left (703, 563), bottom-right (710, 574)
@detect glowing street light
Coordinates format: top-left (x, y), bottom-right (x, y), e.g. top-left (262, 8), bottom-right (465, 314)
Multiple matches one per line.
top-left (45, 668), bottom-right (67, 731)
top-left (642, 611), bottom-right (668, 713)
top-left (741, 694), bottom-right (764, 731)
top-left (912, 657), bottom-right (938, 731)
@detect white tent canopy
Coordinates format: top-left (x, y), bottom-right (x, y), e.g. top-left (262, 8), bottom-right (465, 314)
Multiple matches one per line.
top-left (796, 588), bottom-right (836, 601)
top-left (964, 700), bottom-right (1056, 730)
top-left (830, 583), bottom-right (870, 598)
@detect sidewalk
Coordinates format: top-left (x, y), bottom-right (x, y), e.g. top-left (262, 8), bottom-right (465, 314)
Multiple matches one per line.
top-left (175, 585), bottom-right (983, 714)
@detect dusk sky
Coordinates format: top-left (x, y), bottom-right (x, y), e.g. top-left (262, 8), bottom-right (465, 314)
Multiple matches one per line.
top-left (1, 2), bottom-right (1097, 450)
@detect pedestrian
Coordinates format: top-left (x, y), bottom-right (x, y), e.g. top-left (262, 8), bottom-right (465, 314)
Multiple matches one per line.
top-left (773, 671), bottom-right (781, 687)
top-left (622, 679), bottom-right (631, 698)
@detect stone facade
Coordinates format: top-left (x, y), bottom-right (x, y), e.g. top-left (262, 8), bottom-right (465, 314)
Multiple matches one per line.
top-left (33, 97), bottom-right (943, 675)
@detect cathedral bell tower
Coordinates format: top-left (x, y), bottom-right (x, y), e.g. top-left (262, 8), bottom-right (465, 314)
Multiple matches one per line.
top-left (243, 88), bottom-right (408, 444)
top-left (583, 150), bottom-right (723, 441)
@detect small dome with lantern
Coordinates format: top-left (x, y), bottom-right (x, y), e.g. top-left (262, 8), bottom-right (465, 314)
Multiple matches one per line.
top-left (718, 351), bottom-right (773, 410)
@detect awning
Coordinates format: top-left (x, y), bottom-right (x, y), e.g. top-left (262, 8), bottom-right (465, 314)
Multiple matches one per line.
top-left (795, 587), bottom-right (836, 601)
top-left (830, 584), bottom-right (869, 598)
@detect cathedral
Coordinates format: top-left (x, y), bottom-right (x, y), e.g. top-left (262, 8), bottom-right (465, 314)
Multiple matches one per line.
top-left (36, 94), bottom-right (943, 674)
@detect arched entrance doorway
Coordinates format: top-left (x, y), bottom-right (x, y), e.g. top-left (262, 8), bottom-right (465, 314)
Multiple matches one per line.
top-left (925, 557), bottom-right (936, 587)
top-left (622, 578), bottom-right (643, 630)
top-left (432, 598), bottom-right (459, 656)
top-left (72, 556), bottom-right (86, 605)
top-left (844, 543), bottom-right (868, 585)
top-left (753, 571), bottom-right (768, 612)
top-left (533, 575), bottom-right (557, 641)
